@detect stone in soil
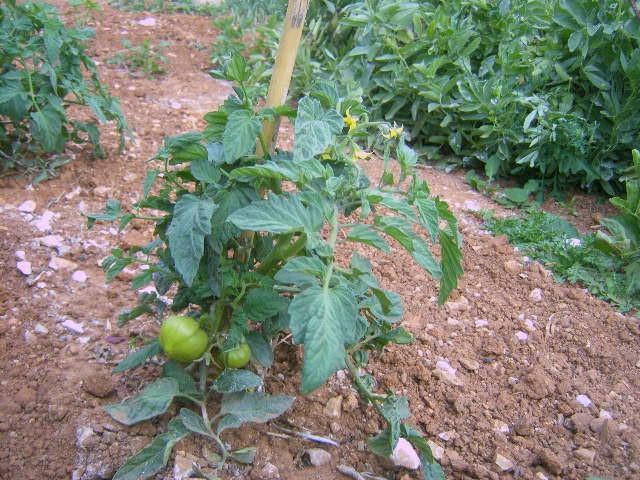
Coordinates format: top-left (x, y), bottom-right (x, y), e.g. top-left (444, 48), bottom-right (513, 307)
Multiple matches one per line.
top-left (536, 448), bottom-right (564, 475)
top-left (574, 448), bottom-right (596, 464)
top-left (82, 371), bottom-right (115, 398)
top-left (576, 394), bottom-right (592, 407)
top-left (304, 448), bottom-right (331, 467)
top-left (529, 288), bottom-right (544, 302)
top-left (16, 260), bottom-right (32, 275)
top-left (172, 451), bottom-right (198, 480)
top-left (251, 462), bottom-right (280, 479)
top-left (38, 234), bottom-right (64, 249)
top-left (49, 256), bottom-right (78, 271)
top-left (390, 438), bottom-right (420, 470)
top-left (72, 270), bottom-right (88, 283)
top-left (324, 395), bottom-right (342, 418)
top-left (18, 200), bottom-right (36, 212)
top-left (494, 452), bottom-right (514, 472)
top-left (62, 319), bottom-right (84, 334)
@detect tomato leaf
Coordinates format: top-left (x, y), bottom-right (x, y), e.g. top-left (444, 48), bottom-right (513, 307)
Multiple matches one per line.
top-left (223, 109), bottom-right (261, 163)
top-left (112, 417), bottom-right (189, 480)
top-left (113, 339), bottom-right (161, 373)
top-left (217, 392), bottom-right (294, 433)
top-left (105, 378), bottom-right (181, 426)
top-left (167, 194), bottom-right (217, 286)
top-left (211, 369), bottom-right (263, 393)
top-left (288, 285), bottom-right (358, 393)
top-left (293, 96), bottom-right (343, 162)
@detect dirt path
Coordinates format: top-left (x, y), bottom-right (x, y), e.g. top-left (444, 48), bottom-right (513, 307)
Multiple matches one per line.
top-left (1, 3), bottom-right (639, 480)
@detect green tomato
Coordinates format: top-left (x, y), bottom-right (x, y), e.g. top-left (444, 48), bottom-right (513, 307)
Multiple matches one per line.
top-left (222, 343), bottom-right (251, 368)
top-left (159, 315), bottom-right (209, 363)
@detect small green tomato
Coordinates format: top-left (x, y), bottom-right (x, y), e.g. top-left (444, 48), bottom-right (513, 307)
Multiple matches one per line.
top-left (159, 315), bottom-right (209, 363)
top-left (221, 342), bottom-right (251, 368)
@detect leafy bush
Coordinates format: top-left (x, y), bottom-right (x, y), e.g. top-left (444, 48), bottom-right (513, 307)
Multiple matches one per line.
top-left (0, 0), bottom-right (127, 177)
top-left (213, 0), bottom-right (640, 196)
top-left (109, 39), bottom-right (169, 78)
top-left (88, 56), bottom-right (462, 480)
top-left (595, 149), bottom-right (640, 296)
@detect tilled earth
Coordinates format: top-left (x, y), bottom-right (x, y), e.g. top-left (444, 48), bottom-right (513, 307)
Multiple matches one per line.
top-left (0, 2), bottom-right (639, 480)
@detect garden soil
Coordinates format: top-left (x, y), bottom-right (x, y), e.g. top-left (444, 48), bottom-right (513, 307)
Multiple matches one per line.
top-left (1, 2), bottom-right (639, 480)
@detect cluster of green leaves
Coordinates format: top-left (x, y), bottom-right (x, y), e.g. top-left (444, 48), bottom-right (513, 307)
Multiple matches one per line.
top-left (0, 0), bottom-right (127, 179)
top-left (108, 0), bottom-right (218, 15)
top-left (485, 202), bottom-right (640, 315)
top-left (89, 55), bottom-right (461, 479)
top-left (215, 0), bottom-right (640, 197)
top-left (108, 38), bottom-right (169, 78)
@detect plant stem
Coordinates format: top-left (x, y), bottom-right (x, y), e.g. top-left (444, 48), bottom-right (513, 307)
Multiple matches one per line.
top-left (345, 355), bottom-right (387, 414)
top-left (199, 361), bottom-right (210, 426)
top-left (323, 207), bottom-right (339, 290)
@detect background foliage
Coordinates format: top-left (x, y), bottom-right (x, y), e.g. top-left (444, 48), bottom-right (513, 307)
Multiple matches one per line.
top-left (0, 0), bottom-right (127, 179)
top-left (211, 0), bottom-right (640, 197)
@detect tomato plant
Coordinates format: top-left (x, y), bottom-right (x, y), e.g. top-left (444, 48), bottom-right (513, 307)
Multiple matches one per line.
top-left (88, 53), bottom-right (462, 479)
top-left (0, 0), bottom-right (127, 179)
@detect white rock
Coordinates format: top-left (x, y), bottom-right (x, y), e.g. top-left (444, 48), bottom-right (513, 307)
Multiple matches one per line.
top-left (15, 250), bottom-right (26, 260)
top-left (446, 296), bottom-right (470, 312)
top-left (529, 288), bottom-right (543, 302)
top-left (427, 440), bottom-right (444, 461)
top-left (475, 319), bottom-right (489, 328)
top-left (493, 420), bottom-right (510, 434)
top-left (36, 282), bottom-right (46, 289)
top-left (138, 16), bottom-right (156, 26)
top-left (93, 186), bottom-right (111, 198)
top-left (18, 200), bottom-right (36, 212)
top-left (390, 438), bottom-right (421, 470)
top-left (494, 453), bottom-right (514, 471)
top-left (76, 426), bottom-right (96, 449)
top-left (49, 256), bottom-right (78, 271)
top-left (17, 261), bottom-right (32, 275)
top-left (32, 210), bottom-right (55, 232)
top-left (38, 235), bottom-right (64, 249)
top-left (568, 238), bottom-right (582, 247)
top-left (65, 187), bottom-right (82, 200)
top-left (170, 100), bottom-right (182, 109)
top-left (463, 199), bottom-right (482, 211)
top-left (524, 318), bottom-right (536, 331)
top-left (72, 270), bottom-right (88, 283)
top-left (576, 394), bottom-right (592, 408)
top-left (434, 360), bottom-right (463, 387)
top-left (305, 448), bottom-right (331, 467)
top-left (62, 319), bottom-right (84, 334)
top-left (34, 323), bottom-right (49, 334)
top-left (515, 331), bottom-right (529, 341)
top-left (599, 410), bottom-right (612, 419)
top-left (172, 451), bottom-right (196, 480)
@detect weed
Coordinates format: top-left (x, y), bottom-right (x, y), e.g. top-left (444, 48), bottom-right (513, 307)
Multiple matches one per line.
top-left (109, 39), bottom-right (169, 78)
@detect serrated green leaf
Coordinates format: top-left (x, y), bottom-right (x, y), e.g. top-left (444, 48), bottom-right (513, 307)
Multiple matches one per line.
top-left (294, 96), bottom-right (343, 162)
top-left (243, 287), bottom-right (288, 322)
top-left (347, 224), bottom-right (391, 252)
top-left (162, 361), bottom-right (200, 398)
top-left (167, 194), bottom-right (216, 286)
top-left (191, 157), bottom-right (221, 183)
top-left (228, 194), bottom-right (322, 235)
top-left (223, 109), bottom-right (261, 163)
top-left (217, 392), bottom-right (294, 432)
top-left (245, 331), bottom-right (274, 368)
top-left (113, 340), bottom-right (161, 373)
top-left (211, 369), bottom-right (263, 393)
top-left (86, 199), bottom-right (122, 228)
top-left (142, 169), bottom-right (159, 199)
top-left (288, 285), bottom-right (358, 393)
top-left (30, 105), bottom-right (63, 152)
top-left (178, 408), bottom-right (214, 438)
top-left (112, 417), bottom-right (189, 480)
top-left (414, 197), bottom-right (439, 240)
top-left (438, 230), bottom-right (463, 304)
top-left (274, 256), bottom-right (324, 287)
top-left (105, 378), bottom-right (180, 426)
top-left (230, 447), bottom-right (257, 465)
top-left (374, 216), bottom-right (416, 251)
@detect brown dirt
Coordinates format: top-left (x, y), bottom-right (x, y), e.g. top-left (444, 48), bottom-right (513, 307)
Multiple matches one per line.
top-left (1, 2), bottom-right (639, 480)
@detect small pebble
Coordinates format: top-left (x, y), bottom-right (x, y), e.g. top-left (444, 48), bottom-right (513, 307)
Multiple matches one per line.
top-left (18, 200), bottom-right (36, 212)
top-left (17, 261), bottom-right (32, 275)
top-left (576, 394), bottom-right (592, 408)
top-left (15, 250), bottom-right (26, 260)
top-left (72, 270), bottom-right (88, 283)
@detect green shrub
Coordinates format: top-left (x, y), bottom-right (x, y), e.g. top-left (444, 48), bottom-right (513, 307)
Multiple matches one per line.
top-left (0, 0), bottom-right (127, 177)
top-left (109, 39), bottom-right (169, 78)
top-left (213, 0), bottom-right (640, 196)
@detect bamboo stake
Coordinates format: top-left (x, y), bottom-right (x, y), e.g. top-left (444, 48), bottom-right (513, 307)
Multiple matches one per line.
top-left (256, 0), bottom-right (310, 157)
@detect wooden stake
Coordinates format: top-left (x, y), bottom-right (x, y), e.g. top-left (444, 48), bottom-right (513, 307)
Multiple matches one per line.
top-left (257, 0), bottom-right (310, 157)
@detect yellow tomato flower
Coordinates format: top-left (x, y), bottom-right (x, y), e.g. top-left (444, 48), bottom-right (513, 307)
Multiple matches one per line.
top-left (321, 147), bottom-right (331, 160)
top-left (383, 125), bottom-right (404, 139)
top-left (343, 110), bottom-right (358, 132)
